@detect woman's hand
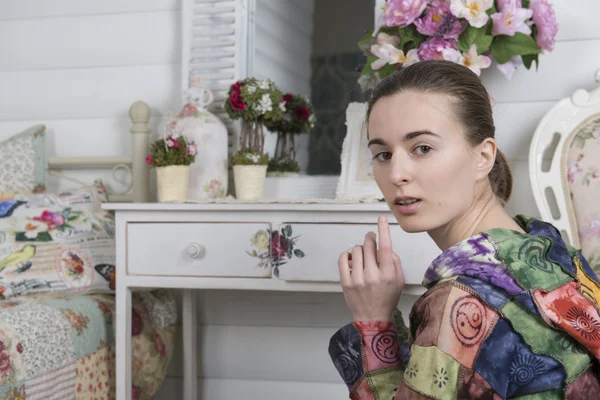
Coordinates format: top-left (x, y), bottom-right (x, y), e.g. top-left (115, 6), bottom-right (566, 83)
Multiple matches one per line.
top-left (338, 216), bottom-right (405, 322)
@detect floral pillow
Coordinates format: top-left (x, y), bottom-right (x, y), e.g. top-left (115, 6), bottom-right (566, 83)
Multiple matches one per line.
top-left (0, 181), bottom-right (116, 299)
top-left (0, 125), bottom-right (47, 197)
top-left (566, 117), bottom-right (600, 274)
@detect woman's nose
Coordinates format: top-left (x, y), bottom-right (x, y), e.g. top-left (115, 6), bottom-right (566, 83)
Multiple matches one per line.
top-left (389, 154), bottom-right (412, 185)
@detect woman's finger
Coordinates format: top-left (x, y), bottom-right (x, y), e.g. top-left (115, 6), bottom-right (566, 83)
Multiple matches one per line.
top-left (363, 232), bottom-right (378, 267)
top-left (338, 252), bottom-right (351, 287)
top-left (377, 216), bottom-right (394, 273)
top-left (351, 245), bottom-right (365, 284)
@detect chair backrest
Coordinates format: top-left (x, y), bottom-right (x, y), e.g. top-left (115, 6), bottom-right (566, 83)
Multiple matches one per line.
top-left (529, 69), bottom-right (600, 272)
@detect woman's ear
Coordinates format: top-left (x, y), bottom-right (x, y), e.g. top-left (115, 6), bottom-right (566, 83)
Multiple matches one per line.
top-left (475, 138), bottom-right (497, 180)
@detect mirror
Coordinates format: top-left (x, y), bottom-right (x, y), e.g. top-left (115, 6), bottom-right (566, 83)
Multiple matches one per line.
top-left (252, 0), bottom-right (375, 176)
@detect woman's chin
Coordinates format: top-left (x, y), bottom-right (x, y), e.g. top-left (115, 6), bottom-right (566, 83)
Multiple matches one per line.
top-left (392, 213), bottom-right (429, 233)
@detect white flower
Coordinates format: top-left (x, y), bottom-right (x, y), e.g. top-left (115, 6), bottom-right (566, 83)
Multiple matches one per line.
top-left (309, 114), bottom-right (316, 123)
top-left (404, 49), bottom-right (420, 67)
top-left (257, 94), bottom-right (273, 114)
top-left (257, 80), bottom-right (270, 90)
top-left (496, 55), bottom-right (523, 80)
top-left (450, 0), bottom-right (494, 28)
top-left (357, 74), bottom-right (380, 92)
top-left (187, 144), bottom-right (197, 156)
top-left (166, 139), bottom-right (175, 147)
top-left (279, 102), bottom-right (286, 112)
top-left (11, 219), bottom-right (47, 239)
top-left (458, 44), bottom-right (492, 76)
top-left (370, 33), bottom-right (404, 70)
top-left (247, 85), bottom-right (257, 94)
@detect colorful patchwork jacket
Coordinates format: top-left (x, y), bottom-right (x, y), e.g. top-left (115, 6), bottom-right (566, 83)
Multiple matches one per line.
top-left (329, 215), bottom-right (600, 399)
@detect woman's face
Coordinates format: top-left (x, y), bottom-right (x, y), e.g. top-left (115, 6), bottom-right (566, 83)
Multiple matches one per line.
top-left (367, 90), bottom-right (491, 233)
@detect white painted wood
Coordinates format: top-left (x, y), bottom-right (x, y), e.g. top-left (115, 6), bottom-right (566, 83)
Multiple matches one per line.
top-left (493, 101), bottom-right (556, 161)
top-left (0, 0), bottom-right (178, 20)
top-left (529, 69), bottom-right (600, 246)
top-left (181, 0), bottom-right (251, 133)
top-left (274, 223), bottom-right (439, 285)
top-left (0, 12), bottom-right (178, 72)
top-left (128, 101), bottom-right (151, 203)
top-left (127, 222), bottom-right (273, 277)
top-left (506, 160), bottom-right (542, 219)
top-left (182, 290), bottom-right (198, 400)
top-left (482, 40), bottom-right (600, 103)
top-left (115, 216), bottom-right (132, 400)
top-left (0, 65), bottom-right (179, 121)
top-left (156, 377), bottom-right (348, 399)
top-left (552, 0), bottom-right (600, 42)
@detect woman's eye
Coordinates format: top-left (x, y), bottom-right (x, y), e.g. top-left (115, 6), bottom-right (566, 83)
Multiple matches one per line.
top-left (415, 146), bottom-right (432, 155)
top-left (373, 152), bottom-right (392, 162)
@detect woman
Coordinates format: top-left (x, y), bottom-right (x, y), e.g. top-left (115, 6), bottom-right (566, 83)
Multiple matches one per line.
top-left (329, 60), bottom-right (600, 399)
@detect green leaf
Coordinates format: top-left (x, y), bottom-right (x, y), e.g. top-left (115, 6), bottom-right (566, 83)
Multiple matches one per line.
top-left (398, 25), bottom-right (424, 52)
top-left (377, 63), bottom-right (397, 80)
top-left (283, 225), bottom-right (292, 237)
top-left (458, 25), bottom-right (493, 54)
top-left (293, 249), bottom-right (305, 258)
top-left (357, 30), bottom-right (375, 52)
top-left (490, 33), bottom-right (541, 64)
top-left (15, 231), bottom-right (52, 242)
top-left (522, 0), bottom-right (530, 8)
top-left (360, 55), bottom-right (379, 75)
top-left (522, 54), bottom-right (539, 70)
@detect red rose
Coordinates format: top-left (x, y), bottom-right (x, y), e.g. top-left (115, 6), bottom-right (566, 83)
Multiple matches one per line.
top-left (229, 91), bottom-right (245, 111)
top-left (16, 343), bottom-right (22, 353)
top-left (233, 82), bottom-right (244, 93)
top-left (294, 106), bottom-right (310, 120)
top-left (283, 93), bottom-right (294, 104)
top-left (270, 233), bottom-right (287, 259)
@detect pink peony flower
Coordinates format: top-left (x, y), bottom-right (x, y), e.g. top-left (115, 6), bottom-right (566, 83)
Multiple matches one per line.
top-left (415, 0), bottom-right (465, 39)
top-left (34, 210), bottom-right (65, 230)
top-left (418, 38), bottom-right (459, 61)
top-left (496, 0), bottom-right (522, 10)
top-left (529, 0), bottom-right (558, 52)
top-left (491, 0), bottom-right (532, 36)
top-left (145, 155), bottom-right (153, 165)
top-left (385, 0), bottom-right (428, 28)
top-left (187, 144), bottom-right (197, 156)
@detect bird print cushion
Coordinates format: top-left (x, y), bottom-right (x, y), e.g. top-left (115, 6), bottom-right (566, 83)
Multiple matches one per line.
top-left (0, 181), bottom-right (115, 298)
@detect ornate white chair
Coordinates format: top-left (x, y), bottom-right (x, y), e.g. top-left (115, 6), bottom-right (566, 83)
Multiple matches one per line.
top-left (529, 69), bottom-right (600, 274)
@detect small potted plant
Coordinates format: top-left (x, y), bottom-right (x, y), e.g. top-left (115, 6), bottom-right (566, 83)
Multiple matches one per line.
top-left (224, 77), bottom-right (284, 200)
top-left (265, 93), bottom-right (316, 177)
top-left (146, 134), bottom-right (197, 203)
top-left (230, 151), bottom-right (270, 200)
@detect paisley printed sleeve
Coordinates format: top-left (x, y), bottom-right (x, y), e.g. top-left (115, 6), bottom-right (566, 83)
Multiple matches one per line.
top-left (328, 309), bottom-right (409, 399)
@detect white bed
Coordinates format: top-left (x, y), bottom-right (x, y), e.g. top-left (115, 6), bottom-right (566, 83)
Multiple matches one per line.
top-left (0, 101), bottom-right (177, 400)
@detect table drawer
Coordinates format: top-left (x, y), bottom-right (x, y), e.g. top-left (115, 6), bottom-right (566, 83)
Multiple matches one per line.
top-left (127, 222), bottom-right (272, 277)
top-left (273, 223), bottom-right (440, 285)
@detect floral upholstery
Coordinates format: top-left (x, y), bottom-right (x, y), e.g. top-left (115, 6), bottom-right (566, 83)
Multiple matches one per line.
top-left (566, 114), bottom-right (600, 274)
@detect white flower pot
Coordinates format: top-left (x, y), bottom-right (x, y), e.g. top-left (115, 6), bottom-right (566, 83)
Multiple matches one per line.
top-left (156, 165), bottom-right (190, 203)
top-left (233, 165), bottom-right (267, 200)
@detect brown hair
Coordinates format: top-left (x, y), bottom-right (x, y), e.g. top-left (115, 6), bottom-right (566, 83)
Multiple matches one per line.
top-left (365, 60), bottom-right (512, 206)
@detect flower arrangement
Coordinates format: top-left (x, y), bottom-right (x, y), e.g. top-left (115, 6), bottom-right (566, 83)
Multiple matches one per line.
top-left (145, 135), bottom-right (197, 168)
top-left (357, 0), bottom-right (558, 89)
top-left (225, 77), bottom-right (284, 161)
top-left (265, 93), bottom-right (316, 174)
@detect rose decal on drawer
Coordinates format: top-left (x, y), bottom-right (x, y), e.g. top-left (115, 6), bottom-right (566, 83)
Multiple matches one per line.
top-left (248, 224), bottom-right (305, 277)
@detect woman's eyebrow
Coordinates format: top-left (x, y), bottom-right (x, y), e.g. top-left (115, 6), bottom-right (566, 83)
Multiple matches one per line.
top-left (368, 130), bottom-right (441, 147)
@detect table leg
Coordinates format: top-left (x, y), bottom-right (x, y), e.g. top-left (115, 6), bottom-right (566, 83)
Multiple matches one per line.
top-left (183, 289), bottom-right (198, 399)
top-left (116, 285), bottom-right (132, 399)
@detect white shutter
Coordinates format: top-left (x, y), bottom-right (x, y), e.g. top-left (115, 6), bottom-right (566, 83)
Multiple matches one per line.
top-left (181, 0), bottom-right (254, 143)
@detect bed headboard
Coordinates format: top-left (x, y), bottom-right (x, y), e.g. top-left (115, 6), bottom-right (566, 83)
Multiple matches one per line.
top-left (46, 101), bottom-right (152, 203)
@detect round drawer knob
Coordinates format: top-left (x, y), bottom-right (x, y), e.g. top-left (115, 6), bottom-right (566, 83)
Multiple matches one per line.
top-left (187, 243), bottom-right (205, 259)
